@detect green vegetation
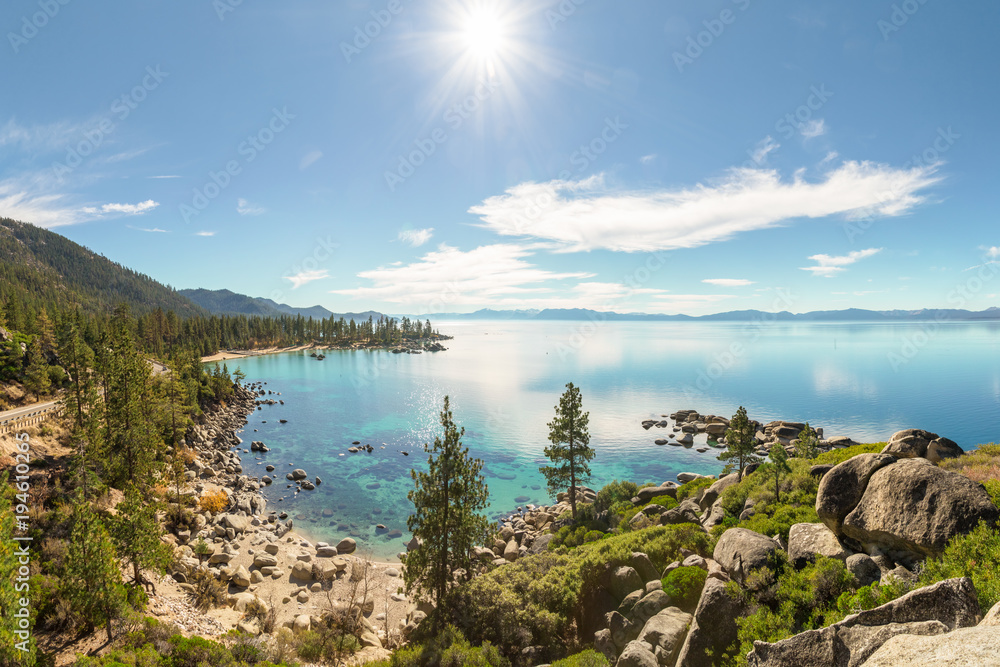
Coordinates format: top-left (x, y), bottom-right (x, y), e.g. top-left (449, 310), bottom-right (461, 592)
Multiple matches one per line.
top-left (676, 476), bottom-right (714, 502)
top-left (918, 521), bottom-right (1000, 614)
top-left (365, 625), bottom-right (509, 666)
top-left (719, 406), bottom-right (761, 476)
top-left (594, 479), bottom-right (638, 513)
top-left (551, 649), bottom-right (611, 667)
top-left (811, 442), bottom-right (886, 466)
top-left (714, 458), bottom-right (819, 542)
top-left (405, 397), bottom-right (491, 620)
top-left (793, 423), bottom-right (820, 460)
top-left (728, 555), bottom-right (856, 666)
top-left (540, 382), bottom-right (595, 519)
top-left (440, 524), bottom-right (713, 660)
top-left (661, 566), bottom-right (708, 611)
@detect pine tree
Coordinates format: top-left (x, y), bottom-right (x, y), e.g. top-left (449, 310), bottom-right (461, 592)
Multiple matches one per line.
top-left (795, 422), bottom-right (820, 460)
top-left (768, 443), bottom-right (791, 503)
top-left (62, 497), bottom-right (127, 642)
top-left (719, 406), bottom-right (761, 476)
top-left (100, 306), bottom-right (162, 489)
top-left (23, 337), bottom-right (51, 400)
top-left (404, 397), bottom-right (490, 618)
top-left (108, 484), bottom-right (172, 591)
top-left (539, 382), bottom-right (595, 519)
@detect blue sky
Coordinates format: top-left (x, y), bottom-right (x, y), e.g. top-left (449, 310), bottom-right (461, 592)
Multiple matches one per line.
top-left (1, 0), bottom-right (997, 316)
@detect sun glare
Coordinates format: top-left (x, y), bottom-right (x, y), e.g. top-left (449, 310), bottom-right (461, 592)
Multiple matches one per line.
top-left (461, 9), bottom-right (505, 61)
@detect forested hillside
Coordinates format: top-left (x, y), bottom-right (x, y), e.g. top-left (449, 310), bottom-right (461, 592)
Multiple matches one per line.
top-left (0, 217), bottom-right (205, 327)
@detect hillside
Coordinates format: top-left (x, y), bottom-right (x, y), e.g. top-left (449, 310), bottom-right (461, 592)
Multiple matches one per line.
top-left (181, 287), bottom-right (385, 322)
top-left (409, 306), bottom-right (1000, 321)
top-left (0, 217), bottom-right (205, 323)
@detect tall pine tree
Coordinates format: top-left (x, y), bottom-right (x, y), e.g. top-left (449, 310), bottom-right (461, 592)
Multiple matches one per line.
top-left (719, 406), bottom-right (761, 476)
top-left (539, 382), bottom-right (595, 519)
top-left (404, 397), bottom-right (490, 619)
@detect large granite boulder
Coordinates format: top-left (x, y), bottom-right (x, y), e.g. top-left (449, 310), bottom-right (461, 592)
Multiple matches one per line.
top-left (616, 640), bottom-right (658, 667)
top-left (609, 566), bottom-right (645, 602)
top-left (746, 578), bottom-right (980, 667)
top-left (860, 626), bottom-right (1000, 666)
top-left (840, 458), bottom-right (999, 557)
top-left (660, 500), bottom-right (701, 526)
top-left (629, 590), bottom-right (672, 626)
top-left (816, 454), bottom-right (897, 534)
top-left (635, 483), bottom-right (679, 504)
top-left (713, 528), bottom-right (780, 583)
top-left (698, 473), bottom-right (739, 511)
top-left (638, 607), bottom-right (692, 667)
top-left (629, 552), bottom-right (661, 585)
top-left (676, 577), bottom-right (746, 667)
top-left (881, 429), bottom-right (963, 464)
top-left (788, 522), bottom-right (851, 568)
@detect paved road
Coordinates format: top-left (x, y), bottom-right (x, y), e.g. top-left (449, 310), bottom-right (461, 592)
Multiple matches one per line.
top-left (0, 400), bottom-right (60, 424)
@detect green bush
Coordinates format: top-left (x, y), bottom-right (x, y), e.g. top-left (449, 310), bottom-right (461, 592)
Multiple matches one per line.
top-left (444, 525), bottom-right (713, 660)
top-left (583, 530), bottom-right (605, 543)
top-left (595, 480), bottom-right (639, 513)
top-left (676, 476), bottom-right (714, 502)
top-left (661, 566), bottom-right (707, 610)
top-left (811, 442), bottom-right (885, 466)
top-left (716, 459), bottom-right (819, 542)
top-left (982, 479), bottom-right (1000, 510)
top-left (551, 649), bottom-right (611, 667)
top-left (168, 635), bottom-right (238, 667)
top-left (729, 555), bottom-right (856, 666)
top-left (647, 495), bottom-right (679, 511)
top-left (385, 625), bottom-right (510, 666)
top-left (918, 521), bottom-right (1000, 614)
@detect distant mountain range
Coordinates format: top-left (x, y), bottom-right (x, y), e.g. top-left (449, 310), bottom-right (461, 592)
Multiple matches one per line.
top-left (399, 307), bottom-right (1000, 322)
top-left (180, 288), bottom-right (385, 321)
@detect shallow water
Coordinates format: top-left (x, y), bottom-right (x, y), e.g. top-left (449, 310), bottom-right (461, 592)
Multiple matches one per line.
top-left (223, 320), bottom-right (1000, 560)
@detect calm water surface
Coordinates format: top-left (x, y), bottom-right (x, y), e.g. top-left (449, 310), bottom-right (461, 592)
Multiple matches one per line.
top-left (221, 320), bottom-right (1000, 559)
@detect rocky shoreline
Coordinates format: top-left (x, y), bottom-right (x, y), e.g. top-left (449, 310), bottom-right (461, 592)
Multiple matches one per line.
top-left (154, 381), bottom-right (411, 656)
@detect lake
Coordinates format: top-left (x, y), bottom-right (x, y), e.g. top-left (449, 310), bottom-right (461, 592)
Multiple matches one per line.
top-left (221, 319), bottom-right (1000, 560)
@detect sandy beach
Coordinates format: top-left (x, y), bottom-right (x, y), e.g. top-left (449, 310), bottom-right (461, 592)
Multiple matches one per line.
top-left (202, 345), bottom-right (314, 363)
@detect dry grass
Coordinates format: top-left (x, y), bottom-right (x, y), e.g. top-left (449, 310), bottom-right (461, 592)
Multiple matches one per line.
top-left (941, 444), bottom-right (1000, 483)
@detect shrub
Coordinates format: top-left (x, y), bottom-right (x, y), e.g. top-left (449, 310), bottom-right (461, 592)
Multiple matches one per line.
top-left (717, 459), bottom-right (820, 542)
top-left (595, 480), bottom-right (639, 513)
top-left (446, 525), bottom-right (713, 660)
top-left (188, 567), bottom-right (227, 611)
top-left (982, 479), bottom-right (1000, 510)
top-left (552, 649), bottom-right (611, 666)
top-left (647, 495), bottom-right (679, 511)
top-left (811, 442), bottom-right (886, 466)
top-left (676, 476), bottom-right (714, 502)
top-left (583, 530), bottom-right (605, 543)
top-left (386, 625), bottom-right (510, 666)
top-left (661, 566), bottom-right (707, 610)
top-left (198, 490), bottom-right (229, 513)
top-left (918, 521), bottom-right (1000, 614)
top-left (169, 635), bottom-right (238, 667)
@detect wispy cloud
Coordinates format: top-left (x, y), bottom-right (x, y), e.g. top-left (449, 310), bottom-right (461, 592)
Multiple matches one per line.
top-left (284, 269), bottom-right (330, 289)
top-left (640, 154), bottom-right (657, 165)
top-left (470, 161), bottom-right (940, 253)
top-left (148, 174), bottom-right (180, 179)
top-left (237, 198), bottom-right (265, 216)
top-left (751, 136), bottom-right (780, 164)
top-left (398, 228), bottom-right (434, 247)
top-left (100, 200), bottom-right (159, 215)
top-left (702, 278), bottom-right (754, 287)
top-left (801, 119), bottom-right (827, 138)
top-left (129, 225), bottom-right (168, 233)
top-left (801, 247), bottom-right (882, 277)
top-left (195, 231), bottom-right (216, 237)
top-left (984, 246), bottom-right (1000, 259)
top-left (300, 150), bottom-right (323, 170)
top-left (331, 244), bottom-right (592, 306)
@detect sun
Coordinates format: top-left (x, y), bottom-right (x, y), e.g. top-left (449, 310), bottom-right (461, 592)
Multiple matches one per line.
top-left (460, 8), bottom-right (506, 62)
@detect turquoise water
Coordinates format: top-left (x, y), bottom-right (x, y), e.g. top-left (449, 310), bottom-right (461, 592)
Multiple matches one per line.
top-left (222, 320), bottom-right (1000, 560)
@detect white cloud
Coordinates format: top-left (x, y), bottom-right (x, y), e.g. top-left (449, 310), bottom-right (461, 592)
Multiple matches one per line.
top-left (129, 225), bottom-right (167, 233)
top-left (800, 248), bottom-right (882, 277)
top-left (148, 174), bottom-right (180, 179)
top-left (300, 150), bottom-right (323, 170)
top-left (195, 231), bottom-right (216, 237)
top-left (469, 162), bottom-right (940, 253)
top-left (284, 269), bottom-right (330, 289)
top-left (237, 198), bottom-right (265, 216)
top-left (398, 228), bottom-right (434, 247)
top-left (750, 136), bottom-right (780, 164)
top-left (330, 244), bottom-right (593, 306)
top-left (801, 119), bottom-right (827, 138)
top-left (702, 278), bottom-right (755, 287)
top-left (819, 151), bottom-right (839, 166)
top-left (101, 200), bottom-right (159, 215)
top-left (985, 246), bottom-right (1000, 259)
top-left (640, 154), bottom-right (657, 165)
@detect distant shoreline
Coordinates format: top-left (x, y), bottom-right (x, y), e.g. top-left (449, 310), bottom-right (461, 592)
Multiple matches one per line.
top-left (201, 336), bottom-right (452, 364)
